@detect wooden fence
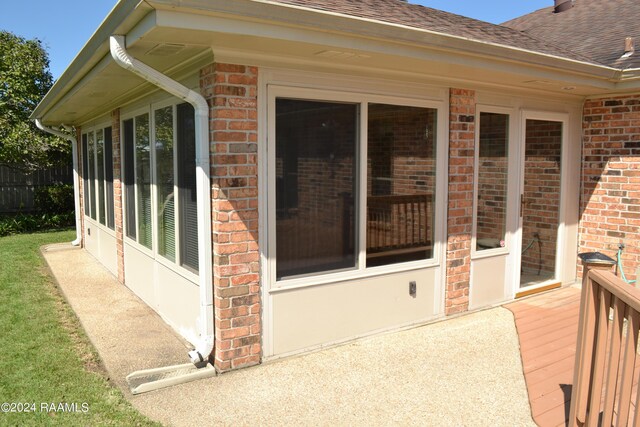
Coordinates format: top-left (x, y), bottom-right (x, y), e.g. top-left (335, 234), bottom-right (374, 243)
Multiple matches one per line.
top-left (0, 165), bottom-right (73, 213)
top-left (569, 268), bottom-right (640, 426)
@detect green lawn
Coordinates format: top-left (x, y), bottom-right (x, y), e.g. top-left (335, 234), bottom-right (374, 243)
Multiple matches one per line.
top-left (0, 230), bottom-right (161, 426)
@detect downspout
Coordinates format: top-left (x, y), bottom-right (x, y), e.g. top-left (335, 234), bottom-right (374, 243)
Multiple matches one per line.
top-left (35, 120), bottom-right (82, 246)
top-left (109, 35), bottom-right (214, 365)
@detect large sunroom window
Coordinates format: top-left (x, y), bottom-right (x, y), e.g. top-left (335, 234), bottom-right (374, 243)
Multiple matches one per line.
top-left (155, 106), bottom-right (175, 261)
top-left (274, 96), bottom-right (439, 282)
top-left (122, 102), bottom-right (198, 273)
top-left (275, 99), bottom-right (358, 280)
top-left (135, 114), bottom-right (152, 249)
top-left (81, 126), bottom-right (114, 230)
top-left (367, 104), bottom-right (436, 267)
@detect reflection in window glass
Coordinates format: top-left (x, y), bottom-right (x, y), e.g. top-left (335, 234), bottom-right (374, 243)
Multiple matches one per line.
top-left (96, 129), bottom-right (106, 225)
top-left (275, 99), bottom-right (358, 280)
top-left (155, 106), bottom-right (175, 261)
top-left (177, 103), bottom-right (198, 272)
top-left (367, 104), bottom-right (437, 267)
top-left (104, 127), bottom-right (115, 229)
top-left (82, 134), bottom-right (90, 218)
top-left (88, 132), bottom-right (96, 220)
top-left (123, 119), bottom-right (136, 240)
top-left (476, 112), bottom-right (509, 251)
top-left (520, 119), bottom-right (562, 287)
top-left (135, 113), bottom-right (152, 249)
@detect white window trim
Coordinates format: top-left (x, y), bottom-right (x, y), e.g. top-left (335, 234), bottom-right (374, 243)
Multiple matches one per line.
top-left (266, 84), bottom-right (448, 292)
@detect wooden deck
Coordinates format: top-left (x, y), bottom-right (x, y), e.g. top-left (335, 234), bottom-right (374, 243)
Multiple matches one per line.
top-left (506, 286), bottom-right (582, 427)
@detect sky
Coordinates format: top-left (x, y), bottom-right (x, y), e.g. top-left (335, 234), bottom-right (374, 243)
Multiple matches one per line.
top-left (0, 0), bottom-right (552, 81)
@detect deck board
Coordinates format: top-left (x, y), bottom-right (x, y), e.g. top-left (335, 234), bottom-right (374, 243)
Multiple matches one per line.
top-left (506, 286), bottom-right (581, 426)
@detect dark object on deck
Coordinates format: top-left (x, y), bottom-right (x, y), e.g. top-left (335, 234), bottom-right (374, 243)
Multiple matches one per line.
top-left (578, 252), bottom-right (616, 266)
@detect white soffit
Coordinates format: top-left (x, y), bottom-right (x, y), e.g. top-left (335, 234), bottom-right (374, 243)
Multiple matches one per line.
top-left (147, 8), bottom-right (619, 95)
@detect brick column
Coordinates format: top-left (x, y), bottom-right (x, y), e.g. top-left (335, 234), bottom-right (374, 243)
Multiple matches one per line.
top-left (76, 127), bottom-right (85, 246)
top-left (201, 63), bottom-right (261, 372)
top-left (445, 88), bottom-right (476, 315)
top-left (112, 109), bottom-right (125, 284)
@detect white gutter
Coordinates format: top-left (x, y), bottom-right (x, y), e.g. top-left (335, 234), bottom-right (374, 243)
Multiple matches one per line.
top-left (35, 120), bottom-right (82, 247)
top-left (109, 35), bottom-right (214, 365)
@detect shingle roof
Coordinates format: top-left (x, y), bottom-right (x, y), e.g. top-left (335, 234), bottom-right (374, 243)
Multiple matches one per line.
top-left (271, 0), bottom-right (597, 65)
top-left (503, 0), bottom-right (640, 69)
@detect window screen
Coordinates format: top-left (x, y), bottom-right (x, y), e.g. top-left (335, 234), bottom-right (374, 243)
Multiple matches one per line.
top-left (104, 127), bottom-right (115, 230)
top-left (177, 103), bottom-right (199, 272)
top-left (123, 118), bottom-right (136, 240)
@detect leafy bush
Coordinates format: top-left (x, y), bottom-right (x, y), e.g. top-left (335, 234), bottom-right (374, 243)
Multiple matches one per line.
top-left (34, 183), bottom-right (74, 214)
top-left (0, 212), bottom-right (74, 237)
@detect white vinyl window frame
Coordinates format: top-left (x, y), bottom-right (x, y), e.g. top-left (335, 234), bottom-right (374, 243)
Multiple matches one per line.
top-left (82, 122), bottom-right (116, 236)
top-left (266, 85), bottom-right (448, 291)
top-left (121, 102), bottom-right (199, 283)
top-left (471, 105), bottom-right (518, 260)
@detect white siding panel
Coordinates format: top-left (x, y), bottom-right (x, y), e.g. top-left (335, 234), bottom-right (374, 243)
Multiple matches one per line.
top-left (271, 267), bottom-right (437, 356)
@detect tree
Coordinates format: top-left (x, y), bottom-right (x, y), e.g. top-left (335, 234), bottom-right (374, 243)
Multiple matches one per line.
top-left (0, 30), bottom-right (71, 172)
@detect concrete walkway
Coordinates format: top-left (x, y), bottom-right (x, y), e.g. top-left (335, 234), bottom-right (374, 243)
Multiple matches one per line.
top-left (43, 243), bottom-right (536, 426)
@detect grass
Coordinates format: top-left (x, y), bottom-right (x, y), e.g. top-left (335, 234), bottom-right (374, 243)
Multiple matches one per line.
top-left (0, 230), bottom-right (161, 426)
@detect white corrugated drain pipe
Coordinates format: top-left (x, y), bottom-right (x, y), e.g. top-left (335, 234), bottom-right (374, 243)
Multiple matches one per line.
top-left (35, 120), bottom-right (82, 246)
top-left (109, 35), bottom-right (214, 365)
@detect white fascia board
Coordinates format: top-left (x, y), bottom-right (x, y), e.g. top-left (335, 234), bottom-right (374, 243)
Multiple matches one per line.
top-left (148, 0), bottom-right (620, 83)
top-left (32, 0), bottom-right (152, 123)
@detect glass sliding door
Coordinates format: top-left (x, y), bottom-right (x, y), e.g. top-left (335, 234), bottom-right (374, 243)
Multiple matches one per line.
top-left (519, 118), bottom-right (563, 288)
top-left (275, 99), bottom-right (359, 280)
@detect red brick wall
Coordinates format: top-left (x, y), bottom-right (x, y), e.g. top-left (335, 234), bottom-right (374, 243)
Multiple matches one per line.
top-left (112, 109), bottom-right (125, 284)
top-left (580, 95), bottom-right (640, 281)
top-left (446, 88), bottom-right (476, 315)
top-left (201, 63), bottom-right (261, 372)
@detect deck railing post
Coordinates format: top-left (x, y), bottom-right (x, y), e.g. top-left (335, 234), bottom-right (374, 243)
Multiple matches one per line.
top-left (569, 253), bottom-right (616, 426)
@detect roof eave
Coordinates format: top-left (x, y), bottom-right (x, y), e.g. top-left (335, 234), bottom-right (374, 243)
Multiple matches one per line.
top-left (31, 0), bottom-right (151, 122)
top-left (34, 0), bottom-right (631, 123)
top-left (148, 0), bottom-right (621, 81)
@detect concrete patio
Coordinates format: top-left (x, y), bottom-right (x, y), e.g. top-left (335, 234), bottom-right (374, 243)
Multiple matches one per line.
top-left (42, 242), bottom-right (551, 426)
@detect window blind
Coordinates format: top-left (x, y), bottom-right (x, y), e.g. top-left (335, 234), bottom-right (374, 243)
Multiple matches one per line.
top-left (155, 106), bottom-right (176, 261)
top-left (82, 134), bottom-right (90, 218)
top-left (88, 132), bottom-right (97, 221)
top-left (104, 127), bottom-right (115, 230)
top-left (123, 119), bottom-right (136, 240)
top-left (135, 114), bottom-right (152, 249)
top-left (177, 103), bottom-right (198, 272)
top-left (96, 129), bottom-right (106, 225)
